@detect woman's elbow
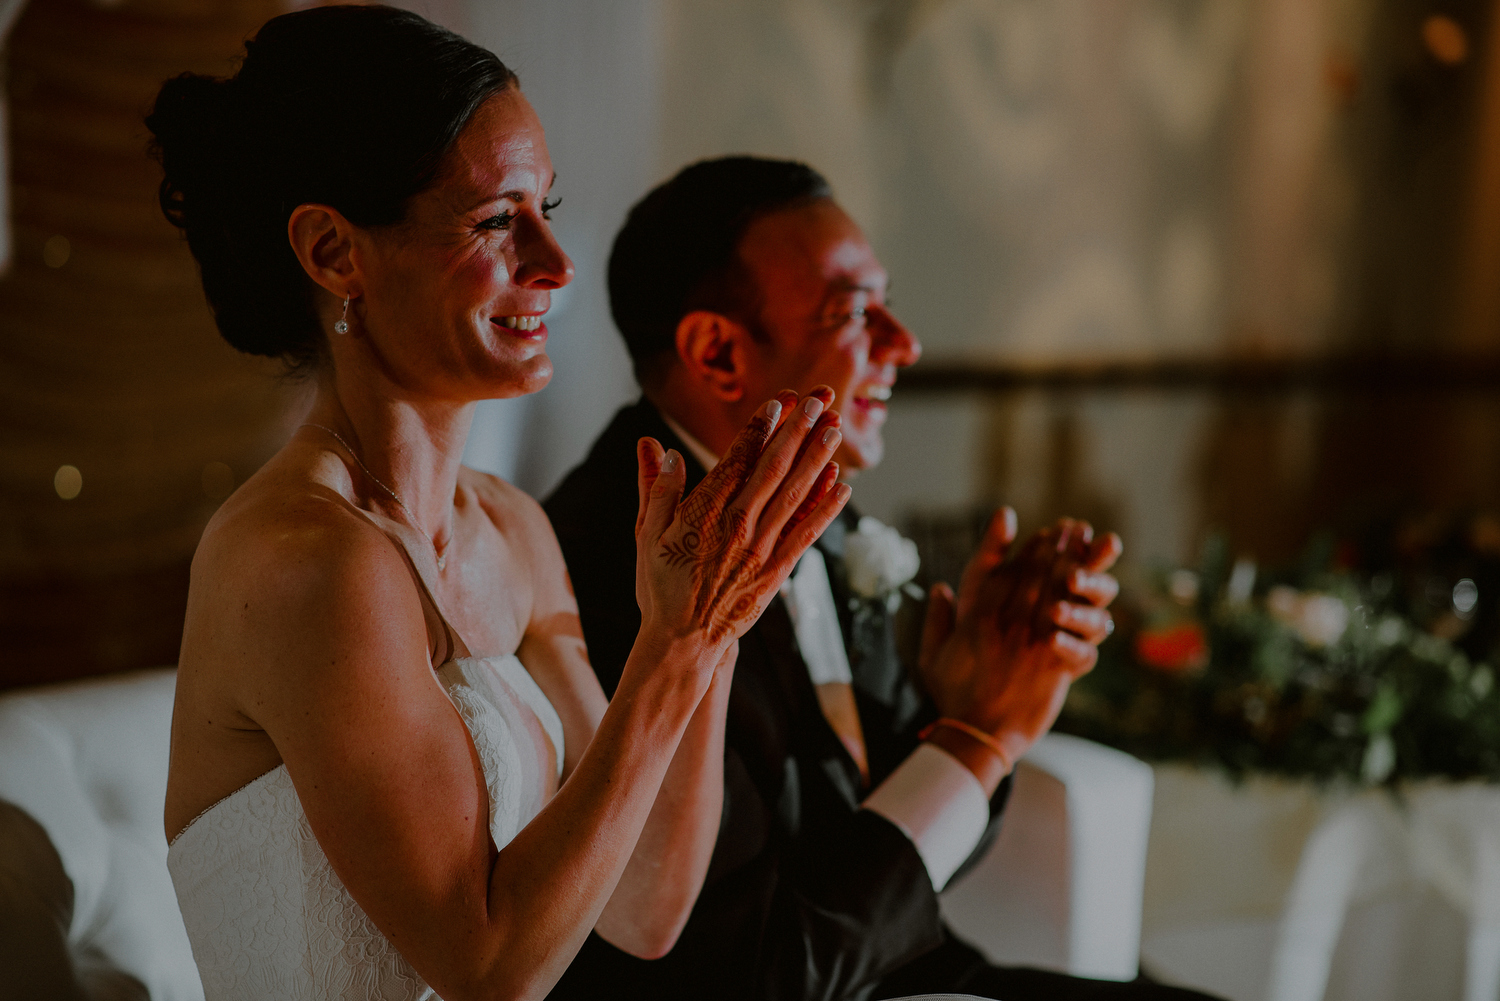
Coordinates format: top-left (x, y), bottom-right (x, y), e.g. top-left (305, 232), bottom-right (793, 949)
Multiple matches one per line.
top-left (621, 926), bottom-right (684, 961)
top-left (602, 911), bottom-right (690, 960)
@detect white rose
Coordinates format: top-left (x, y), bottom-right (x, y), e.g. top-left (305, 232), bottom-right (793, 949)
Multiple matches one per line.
top-left (844, 516), bottom-right (921, 601)
top-left (1297, 594), bottom-right (1350, 647)
top-left (1267, 586), bottom-right (1349, 647)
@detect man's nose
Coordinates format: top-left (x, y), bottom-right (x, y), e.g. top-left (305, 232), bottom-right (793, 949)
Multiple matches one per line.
top-left (512, 216), bottom-right (575, 290)
top-left (869, 305), bottom-right (921, 368)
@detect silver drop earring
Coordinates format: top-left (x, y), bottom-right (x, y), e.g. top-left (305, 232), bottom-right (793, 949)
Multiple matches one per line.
top-left (334, 295), bottom-right (350, 335)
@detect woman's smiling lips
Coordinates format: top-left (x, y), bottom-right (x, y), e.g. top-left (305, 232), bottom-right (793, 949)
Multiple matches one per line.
top-left (493, 313), bottom-right (547, 340)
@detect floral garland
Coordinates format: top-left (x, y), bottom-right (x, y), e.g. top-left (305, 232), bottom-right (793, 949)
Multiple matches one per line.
top-left (1057, 529), bottom-right (1500, 786)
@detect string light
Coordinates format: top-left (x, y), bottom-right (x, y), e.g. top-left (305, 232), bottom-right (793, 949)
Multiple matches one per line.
top-left (1423, 15), bottom-right (1468, 65)
top-left (54, 464), bottom-right (81, 499)
top-left (42, 235), bottom-right (70, 268)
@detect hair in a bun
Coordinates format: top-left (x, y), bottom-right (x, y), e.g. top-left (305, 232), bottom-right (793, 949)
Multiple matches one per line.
top-left (146, 5), bottom-right (518, 370)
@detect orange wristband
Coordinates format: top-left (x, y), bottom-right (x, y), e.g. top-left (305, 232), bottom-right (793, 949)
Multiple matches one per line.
top-left (918, 717), bottom-right (1013, 774)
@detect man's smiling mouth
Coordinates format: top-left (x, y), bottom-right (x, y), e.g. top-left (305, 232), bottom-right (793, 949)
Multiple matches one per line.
top-left (496, 314), bottom-right (544, 332)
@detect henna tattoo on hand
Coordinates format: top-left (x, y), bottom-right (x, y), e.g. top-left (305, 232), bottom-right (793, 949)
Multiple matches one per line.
top-left (659, 414), bottom-right (776, 643)
top-left (660, 531), bottom-right (701, 568)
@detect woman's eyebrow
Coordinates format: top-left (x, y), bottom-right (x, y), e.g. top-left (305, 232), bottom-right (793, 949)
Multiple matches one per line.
top-left (466, 174), bottom-right (557, 213)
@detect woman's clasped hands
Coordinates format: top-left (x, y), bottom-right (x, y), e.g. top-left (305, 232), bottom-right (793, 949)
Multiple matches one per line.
top-left (633, 387), bottom-right (850, 670)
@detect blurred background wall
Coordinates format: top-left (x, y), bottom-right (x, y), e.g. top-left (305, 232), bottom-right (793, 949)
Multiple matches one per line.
top-left (0, 0), bottom-right (307, 685)
top-left (5, 0), bottom-right (1500, 684)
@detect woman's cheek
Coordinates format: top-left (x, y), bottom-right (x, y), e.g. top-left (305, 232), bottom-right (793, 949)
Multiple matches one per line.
top-left (453, 246), bottom-right (508, 300)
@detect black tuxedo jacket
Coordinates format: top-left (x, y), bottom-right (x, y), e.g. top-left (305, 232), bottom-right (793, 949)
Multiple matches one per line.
top-left (543, 399), bottom-right (1010, 1001)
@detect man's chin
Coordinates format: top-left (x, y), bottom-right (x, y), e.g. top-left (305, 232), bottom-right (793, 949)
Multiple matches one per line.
top-left (833, 439), bottom-right (880, 479)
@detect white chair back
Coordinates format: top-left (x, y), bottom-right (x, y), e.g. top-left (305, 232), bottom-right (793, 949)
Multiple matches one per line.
top-left (0, 668), bottom-right (202, 1001)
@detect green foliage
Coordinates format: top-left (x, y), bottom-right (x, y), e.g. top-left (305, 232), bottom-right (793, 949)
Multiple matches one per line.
top-left (1056, 534), bottom-right (1500, 786)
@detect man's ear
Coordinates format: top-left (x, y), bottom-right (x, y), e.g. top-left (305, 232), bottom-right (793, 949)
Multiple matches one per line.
top-left (675, 310), bottom-right (750, 403)
top-left (287, 203), bottom-right (361, 302)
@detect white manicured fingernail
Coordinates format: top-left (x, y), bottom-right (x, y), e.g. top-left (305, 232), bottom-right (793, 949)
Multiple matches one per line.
top-left (764, 400), bottom-right (782, 422)
top-left (663, 450), bottom-right (680, 472)
top-left (822, 426), bottom-right (840, 447)
top-left (802, 397), bottom-right (825, 418)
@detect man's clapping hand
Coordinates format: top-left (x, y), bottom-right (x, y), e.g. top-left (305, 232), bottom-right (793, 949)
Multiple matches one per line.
top-left (916, 508), bottom-right (1122, 792)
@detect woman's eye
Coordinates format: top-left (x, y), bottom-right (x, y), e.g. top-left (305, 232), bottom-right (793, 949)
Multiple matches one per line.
top-left (477, 213), bottom-right (515, 231)
top-left (542, 196), bottom-right (561, 220)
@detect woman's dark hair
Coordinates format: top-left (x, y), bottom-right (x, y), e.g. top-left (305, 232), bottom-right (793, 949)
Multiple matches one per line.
top-left (146, 5), bottom-right (518, 370)
top-left (608, 156), bottom-right (831, 388)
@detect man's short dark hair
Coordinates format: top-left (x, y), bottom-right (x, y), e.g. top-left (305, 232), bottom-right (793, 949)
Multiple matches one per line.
top-left (608, 156), bottom-right (831, 388)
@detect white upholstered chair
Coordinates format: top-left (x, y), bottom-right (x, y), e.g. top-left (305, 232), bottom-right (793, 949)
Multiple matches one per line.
top-left (941, 732), bottom-right (1156, 982)
top-left (0, 669), bottom-right (1154, 998)
top-left (0, 668), bottom-right (198, 1001)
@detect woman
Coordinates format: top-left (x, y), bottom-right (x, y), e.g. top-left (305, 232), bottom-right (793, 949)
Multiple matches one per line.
top-left (149, 7), bottom-right (849, 999)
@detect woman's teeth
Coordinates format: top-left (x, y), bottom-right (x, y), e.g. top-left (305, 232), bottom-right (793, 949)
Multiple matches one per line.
top-left (863, 385), bottom-right (891, 401)
top-left (499, 315), bottom-right (543, 332)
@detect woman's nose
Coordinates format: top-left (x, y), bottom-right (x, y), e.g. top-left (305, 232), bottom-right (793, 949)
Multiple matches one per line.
top-left (512, 217), bottom-right (574, 290)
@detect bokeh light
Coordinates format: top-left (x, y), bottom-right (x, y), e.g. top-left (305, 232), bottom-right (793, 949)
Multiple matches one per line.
top-left (1422, 14), bottom-right (1468, 65)
top-left (53, 464), bottom-right (82, 499)
top-left (42, 235), bottom-right (70, 268)
top-left (1453, 577), bottom-right (1479, 619)
top-left (201, 461), bottom-right (234, 501)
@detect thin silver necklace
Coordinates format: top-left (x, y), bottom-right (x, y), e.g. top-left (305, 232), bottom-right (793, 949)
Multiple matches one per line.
top-left (302, 422), bottom-right (451, 571)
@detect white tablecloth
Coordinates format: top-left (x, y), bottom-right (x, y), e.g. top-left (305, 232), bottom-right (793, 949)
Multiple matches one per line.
top-left (1140, 766), bottom-right (1500, 1001)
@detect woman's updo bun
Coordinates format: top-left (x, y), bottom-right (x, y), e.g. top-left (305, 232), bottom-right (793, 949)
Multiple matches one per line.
top-left (146, 5), bottom-right (517, 370)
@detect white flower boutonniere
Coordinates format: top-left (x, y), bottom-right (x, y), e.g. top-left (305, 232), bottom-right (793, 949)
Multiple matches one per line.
top-left (844, 516), bottom-right (923, 612)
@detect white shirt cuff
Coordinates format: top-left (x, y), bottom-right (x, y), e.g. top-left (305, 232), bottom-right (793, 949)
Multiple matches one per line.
top-left (861, 742), bottom-right (990, 891)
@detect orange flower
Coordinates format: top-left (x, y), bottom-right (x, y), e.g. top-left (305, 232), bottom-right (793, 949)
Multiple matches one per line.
top-left (1135, 621), bottom-right (1209, 674)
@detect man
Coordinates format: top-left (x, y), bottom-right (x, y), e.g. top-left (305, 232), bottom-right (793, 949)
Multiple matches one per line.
top-left (545, 157), bottom-right (1214, 1001)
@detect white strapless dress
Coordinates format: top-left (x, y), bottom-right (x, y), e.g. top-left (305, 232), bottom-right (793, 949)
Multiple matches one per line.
top-left (167, 655), bottom-right (564, 1001)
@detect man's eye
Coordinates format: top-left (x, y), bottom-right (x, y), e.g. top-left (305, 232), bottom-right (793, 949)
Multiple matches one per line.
top-left (822, 305), bottom-right (866, 329)
top-left (542, 196), bottom-right (561, 220)
top-left (477, 213), bottom-right (514, 231)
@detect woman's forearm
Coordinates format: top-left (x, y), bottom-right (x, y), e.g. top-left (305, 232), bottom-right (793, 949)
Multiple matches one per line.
top-left (457, 631), bottom-right (718, 1000)
top-left (594, 648), bottom-right (733, 956)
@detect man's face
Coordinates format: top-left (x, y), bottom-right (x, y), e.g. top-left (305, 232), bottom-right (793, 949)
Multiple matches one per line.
top-left (735, 199), bottom-right (920, 472)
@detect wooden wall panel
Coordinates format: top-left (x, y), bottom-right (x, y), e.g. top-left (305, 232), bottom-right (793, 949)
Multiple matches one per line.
top-left (0, 0), bottom-right (305, 688)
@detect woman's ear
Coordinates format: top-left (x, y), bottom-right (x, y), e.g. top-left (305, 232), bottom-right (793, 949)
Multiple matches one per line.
top-left (675, 310), bottom-right (749, 403)
top-left (287, 203), bottom-right (361, 301)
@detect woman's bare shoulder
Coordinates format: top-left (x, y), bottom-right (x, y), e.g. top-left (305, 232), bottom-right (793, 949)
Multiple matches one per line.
top-left (185, 451), bottom-right (428, 675)
top-left (198, 456), bottom-right (387, 577)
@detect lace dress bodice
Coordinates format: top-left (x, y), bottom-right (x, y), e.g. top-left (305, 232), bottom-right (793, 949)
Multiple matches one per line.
top-left (167, 654), bottom-right (564, 1001)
